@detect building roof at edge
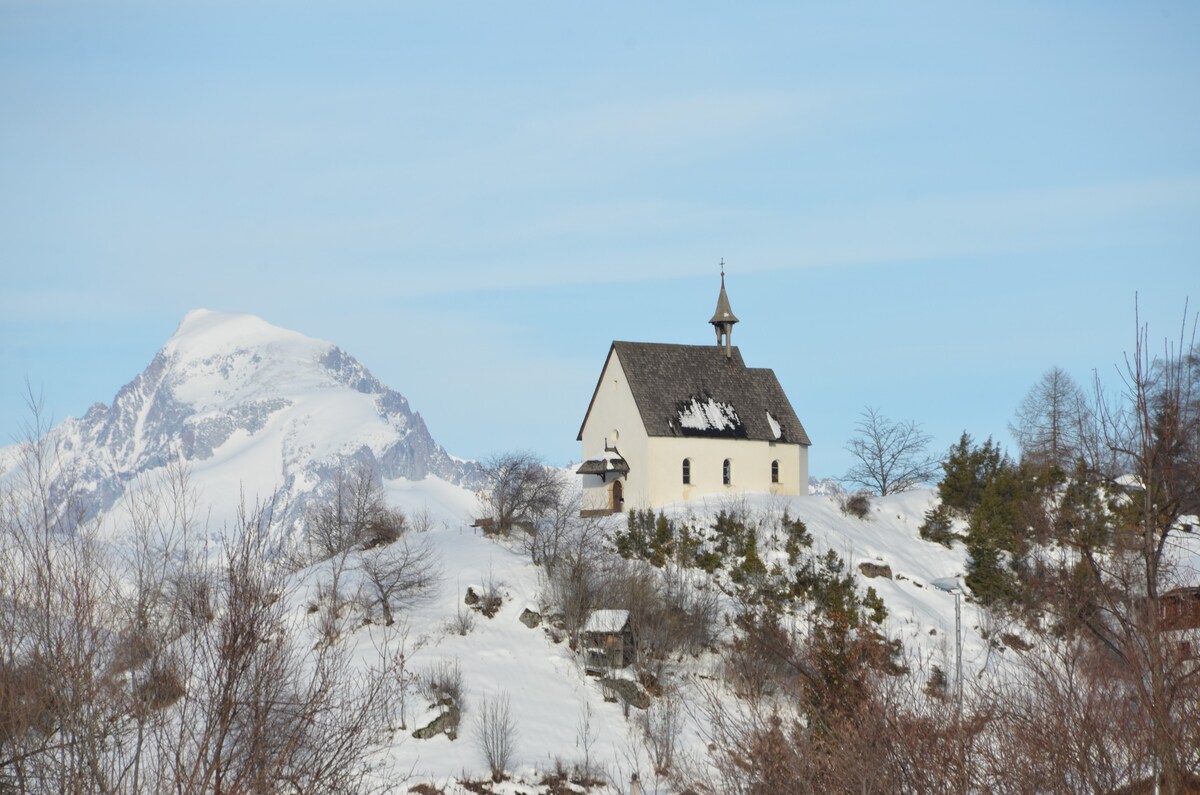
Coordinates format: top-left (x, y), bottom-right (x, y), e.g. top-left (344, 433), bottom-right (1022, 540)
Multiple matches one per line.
top-left (577, 341), bottom-right (811, 446)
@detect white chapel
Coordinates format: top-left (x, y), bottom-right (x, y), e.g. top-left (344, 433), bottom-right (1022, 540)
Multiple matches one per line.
top-left (576, 273), bottom-right (811, 514)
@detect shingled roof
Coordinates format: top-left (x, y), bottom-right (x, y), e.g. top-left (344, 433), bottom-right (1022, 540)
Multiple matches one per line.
top-left (577, 342), bottom-right (811, 445)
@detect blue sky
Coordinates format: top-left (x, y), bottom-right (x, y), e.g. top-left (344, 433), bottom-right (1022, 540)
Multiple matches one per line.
top-left (2, 2), bottom-right (1198, 478)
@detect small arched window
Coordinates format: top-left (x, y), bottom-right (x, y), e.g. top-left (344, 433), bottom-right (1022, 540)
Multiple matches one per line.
top-left (771, 460), bottom-right (780, 484)
top-left (682, 458), bottom-right (691, 485)
top-left (722, 458), bottom-right (732, 485)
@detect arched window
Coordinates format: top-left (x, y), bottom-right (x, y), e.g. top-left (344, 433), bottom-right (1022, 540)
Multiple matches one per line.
top-left (722, 458), bottom-right (732, 485)
top-left (682, 458), bottom-right (691, 485)
top-left (771, 460), bottom-right (780, 484)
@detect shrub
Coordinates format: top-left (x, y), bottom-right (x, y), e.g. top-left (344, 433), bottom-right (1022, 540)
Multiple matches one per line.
top-left (840, 492), bottom-right (872, 519)
top-left (474, 692), bottom-right (518, 783)
top-left (918, 504), bottom-right (957, 547)
top-left (781, 510), bottom-right (813, 560)
top-left (132, 661), bottom-right (186, 716)
top-left (467, 569), bottom-right (504, 618)
top-left (421, 658), bottom-right (465, 711)
top-left (447, 602), bottom-right (475, 636)
top-left (924, 664), bottom-right (948, 699)
top-left (863, 586), bottom-right (888, 625)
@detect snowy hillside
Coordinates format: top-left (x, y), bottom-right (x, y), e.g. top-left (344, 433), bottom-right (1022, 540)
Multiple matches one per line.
top-left (0, 312), bottom-right (1001, 793)
top-left (0, 309), bottom-right (478, 540)
top-left (264, 487), bottom-right (982, 792)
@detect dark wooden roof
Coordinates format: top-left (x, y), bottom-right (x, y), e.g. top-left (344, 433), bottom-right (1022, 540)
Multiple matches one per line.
top-left (577, 342), bottom-right (811, 445)
top-left (576, 457), bottom-right (630, 476)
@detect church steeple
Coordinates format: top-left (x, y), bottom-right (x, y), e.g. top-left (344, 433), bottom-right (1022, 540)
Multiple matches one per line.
top-left (709, 261), bottom-right (739, 359)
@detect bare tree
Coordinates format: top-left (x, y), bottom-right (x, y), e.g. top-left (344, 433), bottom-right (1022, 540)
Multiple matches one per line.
top-left (0, 392), bottom-right (406, 793)
top-left (1071, 308), bottom-right (1200, 791)
top-left (157, 498), bottom-right (398, 793)
top-left (843, 407), bottom-right (938, 495)
top-left (542, 512), bottom-right (614, 638)
top-left (477, 452), bottom-right (561, 535)
top-left (523, 469), bottom-right (580, 570)
top-left (303, 463), bottom-right (406, 641)
top-left (1010, 365), bottom-right (1089, 472)
top-left (474, 692), bottom-right (518, 783)
top-left (639, 689), bottom-right (682, 775)
top-left (0, 388), bottom-right (120, 792)
top-left (360, 536), bottom-right (439, 626)
top-left (305, 463), bottom-right (390, 559)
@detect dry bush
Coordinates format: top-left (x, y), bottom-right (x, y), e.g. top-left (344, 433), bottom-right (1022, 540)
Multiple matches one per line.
top-left (420, 658), bottom-right (466, 711)
top-left (474, 692), bottom-right (518, 783)
top-left (839, 491), bottom-right (872, 519)
top-left (477, 451), bottom-right (562, 536)
top-left (129, 659), bottom-right (186, 717)
top-left (694, 663), bottom-right (977, 794)
top-left (447, 601), bottom-right (476, 636)
top-left (639, 689), bottom-right (682, 775)
top-left (721, 613), bottom-right (803, 701)
top-left (305, 462), bottom-right (391, 558)
top-left (156, 502), bottom-right (401, 794)
top-left (541, 513), bottom-right (612, 638)
top-left (0, 410), bottom-right (405, 794)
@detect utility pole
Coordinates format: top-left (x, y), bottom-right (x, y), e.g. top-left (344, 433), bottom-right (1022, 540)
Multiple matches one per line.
top-left (932, 577), bottom-right (964, 719)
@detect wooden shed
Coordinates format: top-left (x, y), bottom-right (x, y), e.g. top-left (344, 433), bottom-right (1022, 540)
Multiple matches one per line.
top-left (1158, 587), bottom-right (1200, 632)
top-left (581, 609), bottom-right (634, 674)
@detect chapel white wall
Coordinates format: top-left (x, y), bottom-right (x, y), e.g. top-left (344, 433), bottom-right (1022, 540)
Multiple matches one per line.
top-left (580, 350), bottom-right (810, 512)
top-left (579, 352), bottom-right (650, 512)
top-left (643, 437), bottom-right (808, 508)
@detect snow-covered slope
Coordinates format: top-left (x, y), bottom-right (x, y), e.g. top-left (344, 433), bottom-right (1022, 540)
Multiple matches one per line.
top-left (0, 311), bottom-right (992, 791)
top-left (658, 490), bottom-right (985, 680)
top-left (0, 309), bottom-right (479, 539)
top-left (277, 488), bottom-right (981, 791)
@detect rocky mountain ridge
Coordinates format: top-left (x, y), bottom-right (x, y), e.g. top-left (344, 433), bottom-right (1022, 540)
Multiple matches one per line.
top-left (1, 309), bottom-right (478, 535)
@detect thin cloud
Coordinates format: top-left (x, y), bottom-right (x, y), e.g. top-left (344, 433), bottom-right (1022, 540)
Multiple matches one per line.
top-left (355, 175), bottom-right (1200, 297)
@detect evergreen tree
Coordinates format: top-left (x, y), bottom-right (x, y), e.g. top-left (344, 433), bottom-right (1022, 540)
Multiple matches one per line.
top-left (937, 433), bottom-right (1004, 518)
top-left (917, 503), bottom-right (956, 547)
top-left (963, 534), bottom-right (1016, 607)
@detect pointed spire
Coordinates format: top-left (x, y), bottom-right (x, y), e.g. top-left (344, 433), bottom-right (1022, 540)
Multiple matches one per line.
top-left (709, 260), bottom-right (738, 358)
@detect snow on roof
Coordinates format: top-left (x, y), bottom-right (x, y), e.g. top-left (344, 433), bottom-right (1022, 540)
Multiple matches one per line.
top-left (582, 609), bottom-right (630, 634)
top-left (577, 342), bottom-right (810, 444)
top-left (677, 396), bottom-right (741, 433)
top-left (765, 410), bottom-right (782, 440)
top-left (576, 456), bottom-right (630, 476)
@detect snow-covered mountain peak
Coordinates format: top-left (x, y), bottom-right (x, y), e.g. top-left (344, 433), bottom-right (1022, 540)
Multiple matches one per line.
top-left (3, 310), bottom-right (479, 537)
top-left (165, 308), bottom-right (317, 365)
top-left (158, 309), bottom-right (374, 410)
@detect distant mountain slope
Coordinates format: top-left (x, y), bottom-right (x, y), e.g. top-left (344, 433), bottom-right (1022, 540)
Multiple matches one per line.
top-left (0, 309), bottom-right (479, 537)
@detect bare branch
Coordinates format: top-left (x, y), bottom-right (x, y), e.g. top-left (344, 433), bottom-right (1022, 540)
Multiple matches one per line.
top-left (843, 407), bottom-right (938, 496)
